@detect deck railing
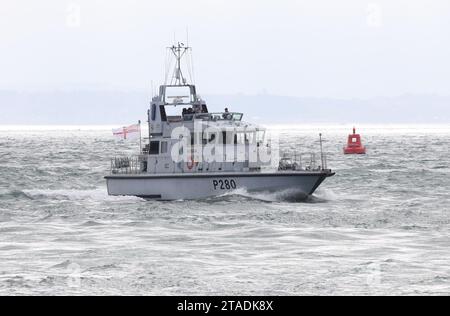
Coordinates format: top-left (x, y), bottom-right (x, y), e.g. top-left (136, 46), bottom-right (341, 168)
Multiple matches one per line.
top-left (110, 156), bottom-right (146, 174)
top-left (279, 152), bottom-right (329, 171)
top-left (182, 112), bottom-right (243, 122)
top-left (111, 152), bottom-right (328, 175)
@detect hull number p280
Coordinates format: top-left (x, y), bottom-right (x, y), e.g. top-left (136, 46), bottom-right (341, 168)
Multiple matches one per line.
top-left (212, 179), bottom-right (237, 190)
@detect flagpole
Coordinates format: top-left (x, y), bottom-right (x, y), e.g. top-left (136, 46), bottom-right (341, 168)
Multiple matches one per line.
top-left (138, 120), bottom-right (142, 154)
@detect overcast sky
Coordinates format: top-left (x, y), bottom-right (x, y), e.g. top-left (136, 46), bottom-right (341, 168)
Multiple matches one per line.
top-left (1, 0), bottom-right (450, 98)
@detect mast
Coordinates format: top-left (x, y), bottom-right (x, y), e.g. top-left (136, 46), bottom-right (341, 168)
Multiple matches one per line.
top-left (319, 133), bottom-right (324, 170)
top-left (166, 42), bottom-right (192, 86)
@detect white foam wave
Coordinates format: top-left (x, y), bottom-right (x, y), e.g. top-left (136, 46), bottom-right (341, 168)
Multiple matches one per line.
top-left (312, 188), bottom-right (340, 201)
top-left (22, 188), bottom-right (143, 202)
top-left (221, 187), bottom-right (309, 202)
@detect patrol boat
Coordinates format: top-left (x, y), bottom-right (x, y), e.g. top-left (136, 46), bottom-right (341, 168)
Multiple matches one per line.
top-left (105, 43), bottom-right (334, 200)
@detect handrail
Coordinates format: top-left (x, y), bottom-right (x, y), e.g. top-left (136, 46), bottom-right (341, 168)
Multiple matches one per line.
top-left (111, 156), bottom-right (146, 174)
top-left (279, 152), bottom-right (328, 171)
top-left (182, 112), bottom-right (243, 122)
top-left (111, 152), bottom-right (329, 175)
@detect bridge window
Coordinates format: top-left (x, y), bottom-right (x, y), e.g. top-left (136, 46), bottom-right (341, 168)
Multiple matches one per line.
top-left (160, 141), bottom-right (168, 154)
top-left (151, 104), bottom-right (156, 120)
top-left (220, 131), bottom-right (235, 144)
top-left (234, 132), bottom-right (255, 144)
top-left (159, 105), bottom-right (167, 121)
top-left (149, 141), bottom-right (160, 155)
top-left (202, 132), bottom-right (216, 145)
top-left (232, 113), bottom-right (243, 121)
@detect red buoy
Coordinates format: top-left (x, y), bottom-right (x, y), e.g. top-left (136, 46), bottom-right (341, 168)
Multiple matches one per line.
top-left (344, 127), bottom-right (366, 154)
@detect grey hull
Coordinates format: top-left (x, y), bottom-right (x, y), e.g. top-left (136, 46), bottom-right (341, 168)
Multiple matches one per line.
top-left (105, 171), bottom-right (334, 200)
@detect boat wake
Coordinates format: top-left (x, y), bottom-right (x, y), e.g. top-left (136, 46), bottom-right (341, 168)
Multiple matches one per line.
top-left (3, 187), bottom-right (337, 204)
top-left (20, 188), bottom-right (143, 202)
top-left (310, 188), bottom-right (340, 202)
top-left (217, 188), bottom-right (316, 203)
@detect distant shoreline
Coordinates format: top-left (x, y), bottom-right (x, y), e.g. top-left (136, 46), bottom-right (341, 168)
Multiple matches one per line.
top-left (1, 91), bottom-right (450, 125)
top-left (1, 123), bottom-right (449, 133)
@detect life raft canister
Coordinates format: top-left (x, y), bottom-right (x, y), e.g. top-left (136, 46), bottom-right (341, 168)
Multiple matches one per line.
top-left (344, 127), bottom-right (366, 155)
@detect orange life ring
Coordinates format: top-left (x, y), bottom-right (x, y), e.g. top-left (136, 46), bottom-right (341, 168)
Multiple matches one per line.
top-left (186, 156), bottom-right (197, 170)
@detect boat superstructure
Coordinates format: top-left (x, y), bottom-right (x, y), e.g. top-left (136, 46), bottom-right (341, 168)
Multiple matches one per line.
top-left (105, 43), bottom-right (334, 200)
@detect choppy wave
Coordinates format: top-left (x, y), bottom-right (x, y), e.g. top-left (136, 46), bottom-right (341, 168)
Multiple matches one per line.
top-left (0, 126), bottom-right (449, 295)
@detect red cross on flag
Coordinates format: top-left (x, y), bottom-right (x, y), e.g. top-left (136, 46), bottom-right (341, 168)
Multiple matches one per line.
top-left (112, 123), bottom-right (140, 140)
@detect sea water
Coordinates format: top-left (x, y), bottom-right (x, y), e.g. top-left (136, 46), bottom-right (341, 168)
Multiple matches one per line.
top-left (0, 125), bottom-right (449, 295)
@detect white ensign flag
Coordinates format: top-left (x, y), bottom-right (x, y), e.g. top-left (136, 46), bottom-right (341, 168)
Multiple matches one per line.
top-left (112, 123), bottom-right (140, 140)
